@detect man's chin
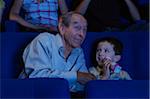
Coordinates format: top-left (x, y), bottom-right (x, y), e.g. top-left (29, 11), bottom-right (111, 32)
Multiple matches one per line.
top-left (73, 44), bottom-right (81, 48)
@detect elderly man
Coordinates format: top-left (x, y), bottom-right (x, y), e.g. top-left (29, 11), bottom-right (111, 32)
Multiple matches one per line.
top-left (22, 12), bottom-right (96, 92)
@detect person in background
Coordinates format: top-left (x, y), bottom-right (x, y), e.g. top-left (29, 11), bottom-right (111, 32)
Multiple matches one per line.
top-left (72, 0), bottom-right (141, 32)
top-left (89, 37), bottom-right (132, 80)
top-left (20, 12), bottom-right (96, 93)
top-left (0, 0), bottom-right (5, 31)
top-left (9, 0), bottom-right (68, 32)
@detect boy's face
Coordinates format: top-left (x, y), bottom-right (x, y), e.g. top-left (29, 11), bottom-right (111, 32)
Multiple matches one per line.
top-left (96, 41), bottom-right (119, 66)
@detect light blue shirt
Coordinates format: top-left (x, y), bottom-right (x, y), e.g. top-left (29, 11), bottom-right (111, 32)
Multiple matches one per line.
top-left (23, 32), bottom-right (88, 92)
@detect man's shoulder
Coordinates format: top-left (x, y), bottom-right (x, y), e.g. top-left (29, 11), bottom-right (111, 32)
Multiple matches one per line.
top-left (36, 32), bottom-right (57, 41)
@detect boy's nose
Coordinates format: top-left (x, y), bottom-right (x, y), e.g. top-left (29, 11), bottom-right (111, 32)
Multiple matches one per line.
top-left (99, 51), bottom-right (104, 56)
top-left (99, 52), bottom-right (106, 58)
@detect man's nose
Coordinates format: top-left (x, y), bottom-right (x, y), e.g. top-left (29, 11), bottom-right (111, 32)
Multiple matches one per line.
top-left (78, 30), bottom-right (85, 38)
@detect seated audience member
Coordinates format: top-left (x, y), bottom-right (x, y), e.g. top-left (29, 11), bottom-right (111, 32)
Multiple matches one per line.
top-left (72, 0), bottom-right (141, 32)
top-left (0, 0), bottom-right (5, 30)
top-left (89, 37), bottom-right (132, 80)
top-left (20, 12), bottom-right (96, 92)
top-left (9, 0), bottom-right (68, 32)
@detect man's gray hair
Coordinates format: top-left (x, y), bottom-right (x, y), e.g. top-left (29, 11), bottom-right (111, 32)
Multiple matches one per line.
top-left (60, 11), bottom-right (84, 27)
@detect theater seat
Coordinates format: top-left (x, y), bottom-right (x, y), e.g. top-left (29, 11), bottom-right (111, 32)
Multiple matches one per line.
top-left (85, 80), bottom-right (149, 98)
top-left (1, 32), bottom-right (38, 79)
top-left (0, 31), bottom-right (149, 98)
top-left (1, 32), bottom-right (71, 98)
top-left (1, 32), bottom-right (148, 80)
top-left (1, 78), bottom-right (70, 98)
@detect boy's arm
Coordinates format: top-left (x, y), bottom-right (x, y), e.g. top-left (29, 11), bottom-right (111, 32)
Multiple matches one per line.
top-left (120, 70), bottom-right (132, 80)
top-left (124, 0), bottom-right (141, 21)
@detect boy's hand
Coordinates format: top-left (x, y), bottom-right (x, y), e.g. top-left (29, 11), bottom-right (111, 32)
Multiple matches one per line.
top-left (101, 58), bottom-right (112, 79)
top-left (77, 72), bottom-right (96, 85)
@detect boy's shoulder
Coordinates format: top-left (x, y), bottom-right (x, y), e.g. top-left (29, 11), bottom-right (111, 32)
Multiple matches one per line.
top-left (120, 70), bottom-right (132, 80)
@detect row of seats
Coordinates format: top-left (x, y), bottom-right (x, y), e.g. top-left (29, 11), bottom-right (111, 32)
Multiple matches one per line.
top-left (1, 78), bottom-right (149, 98)
top-left (1, 0), bottom-right (149, 98)
top-left (1, 32), bottom-right (149, 79)
top-left (1, 31), bottom-right (149, 98)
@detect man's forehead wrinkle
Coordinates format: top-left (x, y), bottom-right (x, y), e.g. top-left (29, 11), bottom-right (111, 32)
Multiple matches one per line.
top-left (70, 14), bottom-right (87, 26)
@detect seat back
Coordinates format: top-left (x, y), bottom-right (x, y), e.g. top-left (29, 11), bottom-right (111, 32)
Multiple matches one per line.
top-left (85, 80), bottom-right (149, 98)
top-left (1, 78), bottom-right (70, 98)
top-left (1, 32), bottom-right (38, 79)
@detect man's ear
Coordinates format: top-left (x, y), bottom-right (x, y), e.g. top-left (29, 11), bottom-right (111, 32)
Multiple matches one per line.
top-left (113, 55), bottom-right (121, 62)
top-left (58, 17), bottom-right (66, 35)
top-left (58, 22), bottom-right (65, 35)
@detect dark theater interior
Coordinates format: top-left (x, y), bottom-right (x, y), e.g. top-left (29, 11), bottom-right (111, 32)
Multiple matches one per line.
top-left (0, 0), bottom-right (149, 98)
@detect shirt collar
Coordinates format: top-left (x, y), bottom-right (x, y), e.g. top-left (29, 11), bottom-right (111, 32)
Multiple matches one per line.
top-left (56, 34), bottom-right (63, 48)
top-left (56, 34), bottom-right (82, 59)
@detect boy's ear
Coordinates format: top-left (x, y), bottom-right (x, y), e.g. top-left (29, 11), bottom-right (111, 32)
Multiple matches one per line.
top-left (114, 55), bottom-right (121, 62)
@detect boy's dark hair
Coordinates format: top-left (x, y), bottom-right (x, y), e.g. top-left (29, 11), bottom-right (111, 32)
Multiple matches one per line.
top-left (97, 37), bottom-right (123, 55)
top-left (91, 37), bottom-right (123, 66)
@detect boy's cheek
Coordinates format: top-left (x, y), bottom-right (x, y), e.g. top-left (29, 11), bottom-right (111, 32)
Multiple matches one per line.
top-left (97, 61), bottom-right (103, 66)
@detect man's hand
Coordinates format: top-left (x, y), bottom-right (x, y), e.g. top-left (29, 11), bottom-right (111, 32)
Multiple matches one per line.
top-left (77, 72), bottom-right (96, 85)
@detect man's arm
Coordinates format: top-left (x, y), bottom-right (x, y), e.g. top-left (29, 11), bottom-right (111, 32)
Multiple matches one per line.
top-left (74, 0), bottom-right (91, 15)
top-left (75, 51), bottom-right (96, 84)
top-left (124, 0), bottom-right (141, 21)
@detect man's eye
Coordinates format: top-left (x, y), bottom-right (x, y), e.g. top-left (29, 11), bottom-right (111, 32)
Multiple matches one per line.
top-left (74, 26), bottom-right (81, 30)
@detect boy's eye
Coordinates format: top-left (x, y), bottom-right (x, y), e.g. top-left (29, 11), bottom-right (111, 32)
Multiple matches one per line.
top-left (105, 49), bottom-right (109, 53)
top-left (96, 49), bottom-right (101, 52)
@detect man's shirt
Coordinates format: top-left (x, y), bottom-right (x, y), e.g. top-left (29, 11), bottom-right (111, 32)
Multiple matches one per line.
top-left (23, 32), bottom-right (88, 92)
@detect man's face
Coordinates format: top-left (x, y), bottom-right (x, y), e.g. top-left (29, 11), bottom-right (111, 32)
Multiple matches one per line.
top-left (96, 41), bottom-right (116, 66)
top-left (63, 14), bottom-right (87, 48)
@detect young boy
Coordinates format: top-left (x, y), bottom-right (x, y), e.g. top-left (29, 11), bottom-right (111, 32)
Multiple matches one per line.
top-left (89, 37), bottom-right (132, 80)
